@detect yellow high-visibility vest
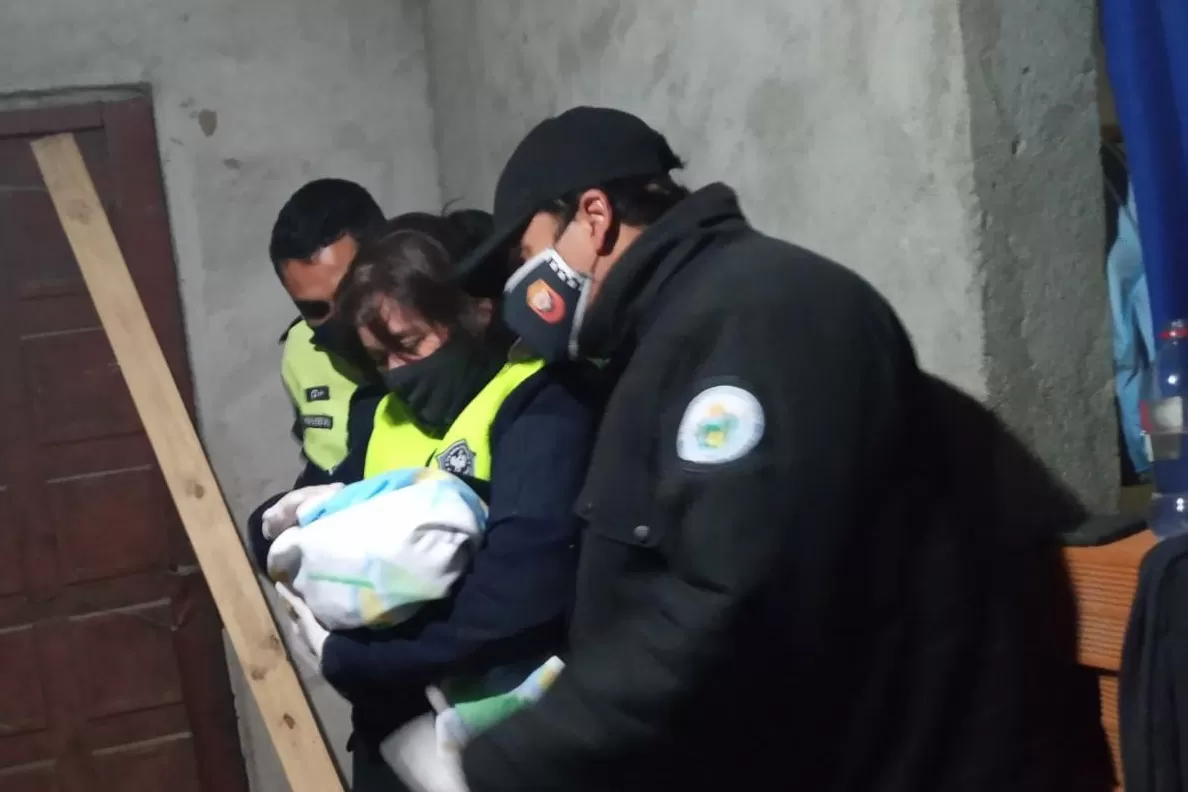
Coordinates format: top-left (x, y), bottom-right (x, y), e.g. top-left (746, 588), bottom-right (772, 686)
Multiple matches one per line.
top-left (280, 319), bottom-right (364, 472)
top-left (364, 358), bottom-right (545, 480)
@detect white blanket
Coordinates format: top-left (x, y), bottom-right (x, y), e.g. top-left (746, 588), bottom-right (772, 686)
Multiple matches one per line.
top-left (266, 468), bottom-right (488, 630)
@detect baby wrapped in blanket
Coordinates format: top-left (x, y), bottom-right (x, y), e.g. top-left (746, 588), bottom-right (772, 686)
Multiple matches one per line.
top-left (267, 467), bottom-right (487, 630)
top-left (265, 467), bottom-right (562, 774)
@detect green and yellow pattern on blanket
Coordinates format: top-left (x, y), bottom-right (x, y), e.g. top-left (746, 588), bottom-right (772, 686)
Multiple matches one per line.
top-left (435, 657), bottom-right (566, 753)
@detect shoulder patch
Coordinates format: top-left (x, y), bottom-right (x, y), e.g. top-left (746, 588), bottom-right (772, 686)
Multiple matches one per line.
top-left (436, 439), bottom-right (477, 477)
top-left (676, 385), bottom-right (765, 465)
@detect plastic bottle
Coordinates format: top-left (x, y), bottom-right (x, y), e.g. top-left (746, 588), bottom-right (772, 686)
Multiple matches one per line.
top-left (1146, 319), bottom-right (1188, 538)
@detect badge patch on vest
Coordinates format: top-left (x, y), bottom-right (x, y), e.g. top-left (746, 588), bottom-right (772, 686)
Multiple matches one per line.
top-left (436, 440), bottom-right (476, 477)
top-left (302, 414), bottom-right (334, 430)
top-left (305, 386), bottom-right (330, 402)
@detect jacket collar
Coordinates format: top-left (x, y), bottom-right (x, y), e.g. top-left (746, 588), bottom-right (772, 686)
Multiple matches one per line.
top-left (577, 183), bottom-right (749, 360)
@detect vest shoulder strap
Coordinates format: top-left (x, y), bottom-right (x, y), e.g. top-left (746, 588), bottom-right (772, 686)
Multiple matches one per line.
top-left (278, 315), bottom-right (304, 344)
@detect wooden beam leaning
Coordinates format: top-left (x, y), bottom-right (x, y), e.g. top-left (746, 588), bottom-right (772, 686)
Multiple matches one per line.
top-left (31, 133), bottom-right (344, 792)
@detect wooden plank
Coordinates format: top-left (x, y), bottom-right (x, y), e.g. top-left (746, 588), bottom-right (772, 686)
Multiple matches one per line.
top-left (30, 133), bottom-right (344, 792)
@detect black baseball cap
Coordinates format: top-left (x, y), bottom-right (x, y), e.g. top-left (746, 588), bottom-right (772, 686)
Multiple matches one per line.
top-left (458, 106), bottom-right (681, 287)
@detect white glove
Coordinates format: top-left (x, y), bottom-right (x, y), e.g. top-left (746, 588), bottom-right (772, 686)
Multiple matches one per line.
top-left (261, 483), bottom-right (344, 540)
top-left (380, 713), bottom-right (470, 792)
top-left (275, 583), bottom-right (330, 665)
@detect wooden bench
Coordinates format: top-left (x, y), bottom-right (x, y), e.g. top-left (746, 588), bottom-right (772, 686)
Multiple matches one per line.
top-left (1063, 529), bottom-right (1156, 787)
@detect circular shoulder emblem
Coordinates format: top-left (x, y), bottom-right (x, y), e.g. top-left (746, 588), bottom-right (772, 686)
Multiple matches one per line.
top-left (676, 385), bottom-right (765, 465)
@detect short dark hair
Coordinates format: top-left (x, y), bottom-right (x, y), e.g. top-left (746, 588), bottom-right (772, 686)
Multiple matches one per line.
top-left (335, 211), bottom-right (495, 355)
top-left (269, 178), bottom-right (385, 270)
top-left (547, 170), bottom-right (691, 229)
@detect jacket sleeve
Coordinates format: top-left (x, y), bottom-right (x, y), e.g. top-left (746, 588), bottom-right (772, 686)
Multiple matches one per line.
top-left (287, 387), bottom-right (304, 448)
top-left (245, 491), bottom-right (286, 573)
top-left (320, 376), bottom-right (596, 702)
top-left (461, 300), bottom-right (913, 792)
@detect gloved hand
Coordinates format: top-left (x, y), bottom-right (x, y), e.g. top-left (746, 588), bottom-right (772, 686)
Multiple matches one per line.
top-left (432, 657), bottom-right (565, 754)
top-left (275, 582), bottom-right (330, 666)
top-left (380, 712), bottom-right (470, 792)
top-left (261, 483), bottom-right (344, 540)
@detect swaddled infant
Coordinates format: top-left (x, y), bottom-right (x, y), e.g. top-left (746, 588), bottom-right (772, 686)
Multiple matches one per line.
top-left (264, 467), bottom-right (563, 782)
top-left (266, 467), bottom-right (488, 630)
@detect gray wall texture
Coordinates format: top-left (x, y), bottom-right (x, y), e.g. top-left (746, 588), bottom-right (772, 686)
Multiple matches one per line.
top-left (1, 0), bottom-right (1117, 789)
top-left (0, 0), bottom-right (441, 789)
top-left (426, 0), bottom-right (1117, 508)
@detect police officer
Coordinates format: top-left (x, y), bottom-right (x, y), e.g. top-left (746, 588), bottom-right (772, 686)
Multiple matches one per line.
top-left (450, 107), bottom-right (1113, 792)
top-left (247, 180), bottom-right (390, 569)
top-left (271, 179), bottom-right (386, 479)
top-left (340, 212), bottom-right (547, 487)
top-left (247, 194), bottom-right (485, 568)
top-left (248, 207), bottom-right (495, 576)
top-left (268, 214), bottom-right (599, 791)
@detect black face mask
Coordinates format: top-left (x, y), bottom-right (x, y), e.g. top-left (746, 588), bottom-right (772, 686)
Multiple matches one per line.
top-left (380, 333), bottom-right (505, 434)
top-left (310, 317), bottom-right (374, 375)
top-left (501, 247), bottom-right (593, 363)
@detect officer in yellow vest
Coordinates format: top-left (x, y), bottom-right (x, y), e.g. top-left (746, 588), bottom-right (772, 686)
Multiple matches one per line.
top-left (362, 347), bottom-right (543, 482)
top-left (248, 180), bottom-right (404, 573)
top-left (265, 196), bottom-right (540, 495)
top-left (248, 206), bottom-right (498, 576)
top-left (271, 179), bottom-right (386, 475)
top-left (277, 214), bottom-right (599, 792)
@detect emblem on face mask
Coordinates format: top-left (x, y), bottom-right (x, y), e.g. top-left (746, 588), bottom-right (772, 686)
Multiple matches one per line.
top-left (436, 439), bottom-right (476, 476)
top-left (526, 279), bottom-right (567, 324)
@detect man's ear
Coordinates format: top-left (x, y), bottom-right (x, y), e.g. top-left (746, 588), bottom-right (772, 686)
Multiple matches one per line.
top-left (578, 189), bottom-right (618, 256)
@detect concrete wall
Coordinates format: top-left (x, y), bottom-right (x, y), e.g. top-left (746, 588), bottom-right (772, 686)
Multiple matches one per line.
top-left (426, 0), bottom-right (1116, 507)
top-left (0, 1), bottom-right (442, 789)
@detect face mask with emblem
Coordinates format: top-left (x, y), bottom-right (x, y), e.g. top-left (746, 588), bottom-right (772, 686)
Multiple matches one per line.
top-left (380, 333), bottom-right (505, 435)
top-left (501, 248), bottom-right (593, 363)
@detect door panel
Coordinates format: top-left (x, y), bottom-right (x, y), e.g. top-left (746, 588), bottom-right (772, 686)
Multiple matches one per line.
top-left (0, 96), bottom-right (248, 792)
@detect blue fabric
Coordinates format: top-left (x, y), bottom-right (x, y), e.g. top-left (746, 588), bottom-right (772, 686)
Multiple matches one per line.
top-left (298, 467), bottom-right (488, 530)
top-left (1101, 0), bottom-right (1188, 329)
top-left (1108, 183), bottom-right (1155, 476)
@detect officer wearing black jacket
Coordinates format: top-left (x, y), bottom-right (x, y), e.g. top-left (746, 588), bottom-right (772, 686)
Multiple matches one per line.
top-left (453, 107), bottom-right (1113, 792)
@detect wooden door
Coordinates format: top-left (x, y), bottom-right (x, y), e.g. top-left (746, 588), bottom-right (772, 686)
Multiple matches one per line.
top-left (0, 95), bottom-right (249, 792)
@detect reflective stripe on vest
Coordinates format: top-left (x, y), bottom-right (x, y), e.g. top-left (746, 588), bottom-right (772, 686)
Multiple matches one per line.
top-left (364, 358), bottom-right (545, 480)
top-left (281, 320), bottom-right (364, 472)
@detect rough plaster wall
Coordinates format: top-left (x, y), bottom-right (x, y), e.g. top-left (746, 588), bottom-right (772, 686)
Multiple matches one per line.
top-left (426, 0), bottom-right (1116, 506)
top-left (427, 0), bottom-right (986, 393)
top-left (1, 1), bottom-right (442, 789)
top-left (959, 0), bottom-right (1116, 506)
